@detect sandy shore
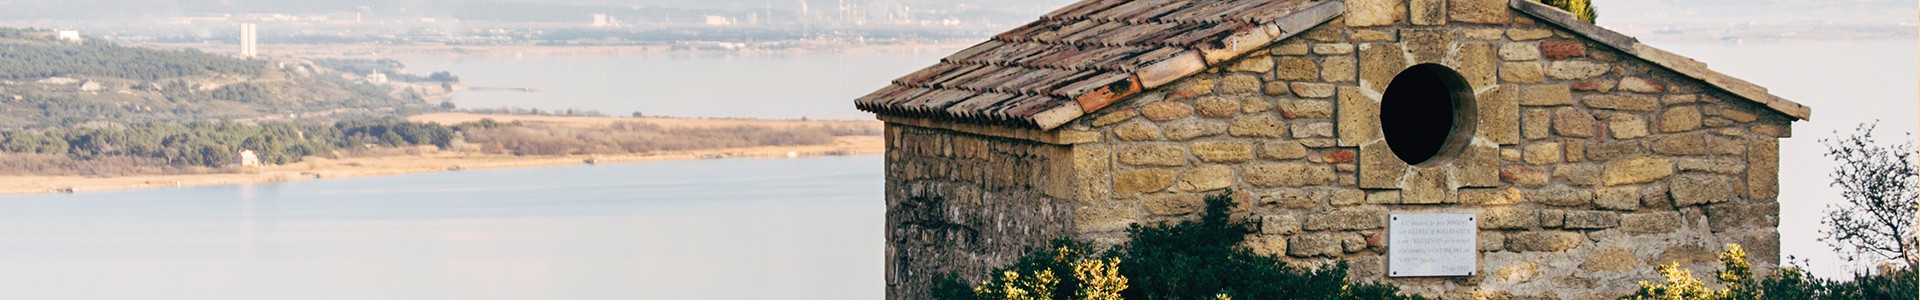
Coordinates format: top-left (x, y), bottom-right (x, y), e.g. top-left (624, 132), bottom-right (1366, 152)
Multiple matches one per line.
top-left (0, 113), bottom-right (885, 196)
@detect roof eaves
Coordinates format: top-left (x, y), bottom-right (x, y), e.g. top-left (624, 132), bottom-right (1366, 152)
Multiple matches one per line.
top-left (1509, 0), bottom-right (1812, 120)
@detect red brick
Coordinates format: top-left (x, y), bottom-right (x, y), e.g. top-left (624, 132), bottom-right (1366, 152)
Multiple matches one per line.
top-left (1541, 40), bottom-right (1587, 59)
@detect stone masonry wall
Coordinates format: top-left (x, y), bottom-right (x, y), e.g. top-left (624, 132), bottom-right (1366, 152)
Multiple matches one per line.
top-left (1054, 2), bottom-right (1792, 299)
top-left (884, 124), bottom-right (1079, 299)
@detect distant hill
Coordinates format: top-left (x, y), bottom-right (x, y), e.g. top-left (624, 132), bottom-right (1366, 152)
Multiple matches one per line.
top-left (0, 28), bottom-right (444, 128)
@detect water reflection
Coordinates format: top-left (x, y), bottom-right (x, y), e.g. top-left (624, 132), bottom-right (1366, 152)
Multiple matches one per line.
top-left (0, 155), bottom-right (884, 299)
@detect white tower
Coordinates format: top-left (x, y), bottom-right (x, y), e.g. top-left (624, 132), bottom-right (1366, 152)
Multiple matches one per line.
top-left (239, 23), bottom-right (258, 58)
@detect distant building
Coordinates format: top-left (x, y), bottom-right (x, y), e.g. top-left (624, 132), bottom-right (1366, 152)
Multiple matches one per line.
top-left (239, 23), bottom-right (258, 58)
top-left (56, 30), bottom-right (80, 43)
top-left (237, 149), bottom-right (260, 167)
top-left (705, 15), bottom-right (733, 26)
top-left (77, 80), bottom-right (102, 92)
top-left (592, 13), bottom-right (611, 27)
top-left (366, 73), bottom-right (388, 85)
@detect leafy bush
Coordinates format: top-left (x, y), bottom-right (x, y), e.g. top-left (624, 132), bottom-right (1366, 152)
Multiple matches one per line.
top-left (1622, 244), bottom-right (1918, 300)
top-left (1536, 0), bottom-right (1597, 23)
top-left (937, 191), bottom-right (1421, 300)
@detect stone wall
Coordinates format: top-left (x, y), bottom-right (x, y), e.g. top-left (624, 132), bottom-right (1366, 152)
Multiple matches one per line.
top-left (1052, 2), bottom-right (1792, 299)
top-left (883, 124), bottom-right (1079, 299)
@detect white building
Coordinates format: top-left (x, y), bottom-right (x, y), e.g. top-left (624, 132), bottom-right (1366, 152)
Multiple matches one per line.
top-left (56, 30), bottom-right (81, 43)
top-left (239, 23), bottom-right (258, 57)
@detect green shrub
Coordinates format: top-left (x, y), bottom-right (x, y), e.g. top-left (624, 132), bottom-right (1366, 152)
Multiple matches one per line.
top-left (937, 190), bottom-right (1421, 300)
top-left (1622, 244), bottom-right (1918, 300)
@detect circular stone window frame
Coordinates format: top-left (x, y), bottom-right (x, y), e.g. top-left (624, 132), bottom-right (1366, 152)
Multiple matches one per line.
top-left (1335, 40), bottom-right (1519, 205)
top-left (1378, 63), bottom-right (1480, 167)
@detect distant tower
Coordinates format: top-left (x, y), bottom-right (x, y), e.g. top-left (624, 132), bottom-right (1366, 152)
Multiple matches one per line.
top-left (592, 13), bottom-right (610, 27)
top-left (239, 23), bottom-right (258, 58)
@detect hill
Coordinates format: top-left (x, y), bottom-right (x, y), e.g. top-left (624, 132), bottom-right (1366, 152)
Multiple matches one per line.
top-left (0, 27), bottom-right (445, 128)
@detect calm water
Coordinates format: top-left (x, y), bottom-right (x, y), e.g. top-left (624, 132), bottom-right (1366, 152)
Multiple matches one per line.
top-left (0, 155), bottom-right (884, 299)
top-left (403, 50), bottom-right (954, 120)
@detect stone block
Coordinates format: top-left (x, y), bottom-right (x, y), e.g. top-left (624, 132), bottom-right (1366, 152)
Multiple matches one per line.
top-left (1278, 99), bottom-right (1334, 118)
top-left (1553, 107), bottom-right (1596, 137)
top-left (1194, 96), bottom-right (1241, 117)
top-left (1290, 83), bottom-right (1337, 98)
top-left (1463, 187), bottom-right (1523, 205)
top-left (1455, 142), bottom-right (1502, 187)
top-left (1337, 86), bottom-right (1382, 146)
top-left (1455, 42), bottom-right (1498, 87)
top-left (1271, 42), bottom-right (1310, 55)
top-left (1259, 141), bottom-right (1309, 160)
top-left (1501, 165), bottom-right (1548, 186)
top-left (1090, 109), bottom-right (1139, 127)
top-left (1677, 157), bottom-right (1744, 174)
top-left (1219, 74), bottom-right (1263, 94)
top-left (1401, 166), bottom-right (1456, 204)
top-left (1292, 122), bottom-right (1335, 139)
top-left (1539, 40), bottom-right (1586, 59)
top-left (1587, 141), bottom-right (1646, 161)
top-left (1658, 106), bottom-right (1704, 132)
top-left (1274, 57), bottom-right (1319, 81)
top-left (1177, 165), bottom-right (1234, 192)
top-left (1610, 114), bottom-right (1649, 139)
top-left (1507, 28), bottom-right (1553, 40)
top-left (1246, 235), bottom-right (1289, 257)
top-left (1115, 168), bottom-right (1176, 195)
top-left (1528, 187), bottom-right (1593, 207)
top-left (1553, 163), bottom-right (1601, 186)
top-left (1706, 202), bottom-right (1780, 233)
top-left (1347, 0), bottom-right (1405, 26)
top-left (1358, 142), bottom-right (1407, 189)
top-left (1320, 56), bottom-right (1357, 83)
top-left (1330, 189), bottom-right (1366, 206)
top-left (1595, 186), bottom-right (1642, 211)
top-left (1315, 43), bottom-right (1357, 55)
top-left (1546, 61), bottom-right (1609, 80)
top-left (1262, 214), bottom-right (1302, 235)
top-left (1169, 77), bottom-right (1215, 99)
top-left (1464, 28), bottom-right (1503, 40)
top-left (1500, 42), bottom-right (1540, 61)
top-left (1651, 133), bottom-right (1715, 155)
top-left (1229, 115), bottom-right (1288, 138)
top-left (1603, 156), bottom-right (1674, 186)
top-left (1228, 56), bottom-right (1275, 73)
top-left (1748, 139), bottom-right (1779, 200)
top-left (1523, 142), bottom-right (1563, 164)
top-left (1366, 190), bottom-right (1401, 204)
top-left (1240, 96), bottom-right (1274, 114)
top-left (1563, 210), bottom-right (1620, 229)
top-left (1573, 79), bottom-right (1616, 92)
top-left (1519, 84), bottom-right (1571, 106)
top-left (1288, 233), bottom-right (1342, 257)
top-left (1305, 207), bottom-right (1389, 231)
top-left (1246, 162), bottom-right (1336, 187)
top-left (1448, 0), bottom-right (1509, 24)
top-left (1585, 94), bottom-right (1659, 111)
top-left (1164, 119), bottom-right (1228, 141)
top-left (1358, 44), bottom-right (1408, 94)
top-left (1264, 189), bottom-right (1321, 209)
top-left (1144, 193), bottom-right (1205, 216)
top-left (1505, 231), bottom-right (1584, 252)
top-left (1118, 144), bottom-right (1186, 167)
top-left (1114, 121), bottom-right (1164, 141)
top-left (1500, 62), bottom-right (1545, 84)
top-left (1523, 108), bottom-right (1552, 139)
top-left (1619, 77), bottom-right (1665, 93)
top-left (1411, 0), bottom-right (1447, 25)
top-left (1620, 211), bottom-right (1682, 235)
top-left (1480, 85), bottom-right (1521, 144)
top-left (1403, 28), bottom-right (1454, 63)
top-left (1141, 101), bottom-right (1195, 121)
top-left (1540, 209), bottom-right (1565, 228)
top-left (1481, 206), bottom-right (1537, 229)
top-left (1192, 141), bottom-right (1254, 163)
top-left (1671, 175), bottom-right (1737, 207)
top-left (1580, 248), bottom-right (1638, 273)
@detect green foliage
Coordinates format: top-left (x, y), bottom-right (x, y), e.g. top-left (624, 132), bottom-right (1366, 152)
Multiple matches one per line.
top-left (1622, 244), bottom-right (1919, 300)
top-left (1536, 0), bottom-right (1597, 23)
top-left (0, 30), bottom-right (265, 80)
top-left (938, 191), bottom-right (1421, 300)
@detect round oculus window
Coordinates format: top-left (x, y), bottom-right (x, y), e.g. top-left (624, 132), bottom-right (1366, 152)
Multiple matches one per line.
top-left (1378, 64), bottom-right (1477, 165)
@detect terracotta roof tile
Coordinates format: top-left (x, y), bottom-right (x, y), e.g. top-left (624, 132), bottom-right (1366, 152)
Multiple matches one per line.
top-left (858, 0), bottom-right (1345, 129)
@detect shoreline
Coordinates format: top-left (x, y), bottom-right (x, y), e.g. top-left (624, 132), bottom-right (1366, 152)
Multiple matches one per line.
top-left (0, 135), bottom-right (881, 197)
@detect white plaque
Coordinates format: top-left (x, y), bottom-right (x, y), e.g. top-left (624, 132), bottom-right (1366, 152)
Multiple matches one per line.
top-left (1388, 213), bottom-right (1478, 277)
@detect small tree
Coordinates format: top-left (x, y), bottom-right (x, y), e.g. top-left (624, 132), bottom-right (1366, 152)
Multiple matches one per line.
top-left (1819, 122), bottom-right (1919, 268)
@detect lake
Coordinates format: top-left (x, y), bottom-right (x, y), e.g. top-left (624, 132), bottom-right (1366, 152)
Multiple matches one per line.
top-left (0, 155), bottom-right (885, 299)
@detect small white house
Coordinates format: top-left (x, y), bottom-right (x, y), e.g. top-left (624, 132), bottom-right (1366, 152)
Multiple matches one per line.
top-left (237, 149), bottom-right (261, 167)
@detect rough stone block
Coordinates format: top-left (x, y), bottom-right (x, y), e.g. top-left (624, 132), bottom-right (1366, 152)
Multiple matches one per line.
top-left (1500, 61), bottom-right (1545, 84)
top-left (1229, 115), bottom-right (1288, 138)
top-left (1165, 119), bottom-right (1229, 141)
top-left (1411, 0), bottom-right (1447, 25)
top-left (1259, 141), bottom-right (1309, 160)
top-left (1620, 211), bottom-right (1682, 235)
top-left (1177, 165), bottom-right (1234, 192)
top-left (1523, 108), bottom-right (1552, 139)
top-left (1114, 121), bottom-right (1164, 141)
top-left (1264, 189), bottom-right (1321, 209)
top-left (1290, 83), bottom-right (1337, 98)
top-left (1523, 142), bottom-right (1563, 164)
top-left (1501, 165), bottom-right (1549, 186)
top-left (1505, 231), bottom-right (1584, 252)
top-left (1705, 202), bottom-right (1780, 233)
top-left (1546, 61), bottom-right (1609, 80)
top-left (1455, 42), bottom-right (1498, 87)
top-left (1228, 56), bottom-right (1275, 73)
top-left (1552, 107), bottom-right (1596, 137)
top-left (1246, 163), bottom-right (1336, 187)
top-left (1262, 214), bottom-right (1302, 235)
top-left (1141, 101), bottom-right (1195, 121)
top-left (1448, 0), bottom-right (1509, 24)
top-left (1462, 187), bottom-right (1523, 205)
top-left (1116, 168), bottom-right (1176, 195)
top-left (1358, 44), bottom-right (1408, 94)
top-left (1579, 248), bottom-right (1638, 272)
top-left (1671, 175), bottom-right (1738, 207)
top-left (1455, 142), bottom-right (1502, 187)
top-left (1278, 99), bottom-right (1334, 118)
top-left (1595, 186), bottom-right (1642, 211)
top-left (1519, 84), bottom-right (1572, 106)
top-left (1194, 96), bottom-right (1241, 118)
top-left (1219, 74), bottom-right (1263, 94)
top-left (1401, 166), bottom-right (1457, 204)
top-left (1288, 233), bottom-right (1342, 257)
top-left (1500, 42), bottom-right (1540, 61)
top-left (1585, 94), bottom-right (1660, 111)
top-left (1305, 207), bottom-right (1389, 231)
top-left (1481, 206), bottom-right (1538, 229)
top-left (1619, 77), bottom-right (1665, 93)
top-left (1480, 85), bottom-right (1521, 144)
top-left (1748, 139), bottom-right (1779, 200)
top-left (1358, 142), bottom-right (1407, 189)
top-left (1118, 144), bottom-right (1187, 167)
top-left (1553, 163), bottom-right (1601, 186)
top-left (1603, 156), bottom-right (1674, 186)
top-left (1144, 193), bottom-right (1205, 216)
top-left (1563, 210), bottom-right (1620, 229)
top-left (1192, 141), bottom-right (1254, 163)
top-left (1528, 187), bottom-right (1593, 207)
top-left (1347, 0), bottom-right (1405, 26)
top-left (1507, 28), bottom-right (1553, 40)
top-left (1337, 86), bottom-right (1382, 146)
top-left (1539, 40), bottom-right (1587, 59)
top-left (1610, 114), bottom-right (1649, 139)
top-left (1246, 235), bottom-right (1289, 257)
top-left (1274, 57), bottom-right (1320, 81)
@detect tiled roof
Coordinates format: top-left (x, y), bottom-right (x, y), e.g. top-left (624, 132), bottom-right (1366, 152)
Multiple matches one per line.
top-left (856, 0), bottom-right (1346, 130)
